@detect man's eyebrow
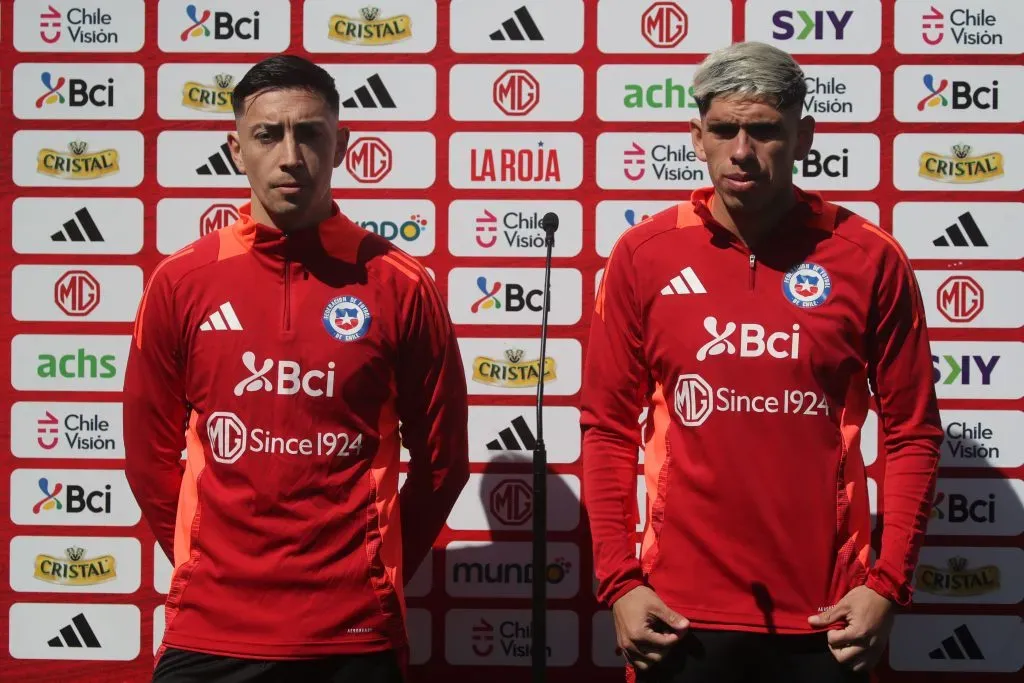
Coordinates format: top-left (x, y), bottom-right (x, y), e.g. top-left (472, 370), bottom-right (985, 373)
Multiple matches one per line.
top-left (247, 119), bottom-right (331, 131)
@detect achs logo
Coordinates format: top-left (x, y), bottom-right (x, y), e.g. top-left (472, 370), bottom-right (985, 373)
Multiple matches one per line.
top-left (37, 140), bottom-right (119, 181)
top-left (489, 6), bottom-right (543, 42)
top-left (36, 71), bottom-right (114, 109)
top-left (470, 141), bottom-right (561, 184)
top-left (199, 203), bottom-right (240, 237)
top-left (919, 144), bottom-right (1004, 183)
top-left (346, 137), bottom-right (393, 183)
top-left (490, 479), bottom-right (532, 525)
top-left (37, 348), bottom-right (117, 380)
top-left (696, 317), bottom-right (800, 361)
top-left (233, 351), bottom-right (337, 397)
top-left (624, 78), bottom-right (698, 111)
top-left (916, 556), bottom-right (1000, 597)
top-left (772, 9), bottom-right (854, 40)
top-left (329, 5), bottom-right (412, 46)
top-left (35, 546), bottom-right (117, 587)
top-left (32, 477), bottom-right (111, 515)
top-left (207, 411), bottom-right (247, 464)
top-left (476, 210), bottom-right (498, 247)
top-left (181, 5), bottom-right (261, 42)
top-left (54, 270), bottom-right (101, 317)
top-left (921, 6), bottom-right (944, 45)
top-left (322, 296), bottom-right (372, 342)
top-left (493, 69), bottom-right (540, 116)
top-left (472, 348), bottom-right (555, 388)
top-left (183, 74), bottom-right (235, 113)
top-left (937, 276), bottom-right (984, 323)
top-left (782, 263), bottom-right (831, 308)
top-left (932, 354), bottom-right (999, 386)
top-left (472, 277), bottom-right (502, 312)
top-left (624, 142), bottom-right (646, 180)
top-left (642, 2), bottom-right (688, 48)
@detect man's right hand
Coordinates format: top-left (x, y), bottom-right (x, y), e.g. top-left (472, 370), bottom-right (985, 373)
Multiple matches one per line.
top-left (612, 586), bottom-right (690, 672)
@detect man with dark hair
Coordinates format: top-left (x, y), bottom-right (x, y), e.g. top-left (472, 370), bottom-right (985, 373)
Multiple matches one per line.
top-left (582, 42), bottom-right (942, 682)
top-left (125, 54), bottom-right (469, 682)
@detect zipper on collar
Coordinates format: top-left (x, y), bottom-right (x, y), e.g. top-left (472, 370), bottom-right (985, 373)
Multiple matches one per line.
top-left (748, 253), bottom-right (757, 290)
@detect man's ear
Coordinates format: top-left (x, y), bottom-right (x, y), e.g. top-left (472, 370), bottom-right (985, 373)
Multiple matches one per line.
top-left (227, 131), bottom-right (246, 174)
top-left (334, 126), bottom-right (350, 168)
top-left (690, 116), bottom-right (707, 162)
top-left (794, 115), bottom-right (815, 161)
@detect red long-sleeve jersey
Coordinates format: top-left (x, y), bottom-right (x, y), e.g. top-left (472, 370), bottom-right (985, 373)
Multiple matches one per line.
top-left (124, 203), bottom-right (468, 659)
top-left (582, 187), bottom-right (942, 634)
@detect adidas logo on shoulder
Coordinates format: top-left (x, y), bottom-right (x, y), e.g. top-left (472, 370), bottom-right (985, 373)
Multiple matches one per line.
top-left (490, 5), bottom-right (544, 41)
top-left (661, 267), bottom-right (706, 295)
top-left (200, 302), bottom-right (243, 331)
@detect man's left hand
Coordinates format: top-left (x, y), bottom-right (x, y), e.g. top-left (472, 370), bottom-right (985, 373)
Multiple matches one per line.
top-left (807, 585), bottom-right (895, 672)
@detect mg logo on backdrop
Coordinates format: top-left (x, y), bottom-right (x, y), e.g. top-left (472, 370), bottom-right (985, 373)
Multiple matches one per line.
top-left (199, 203), bottom-right (239, 236)
top-left (54, 271), bottom-right (100, 317)
top-left (346, 137), bottom-right (392, 184)
top-left (937, 276), bottom-right (984, 323)
top-left (642, 2), bottom-right (687, 48)
top-left (492, 69), bottom-right (539, 116)
top-left (490, 479), bottom-right (532, 525)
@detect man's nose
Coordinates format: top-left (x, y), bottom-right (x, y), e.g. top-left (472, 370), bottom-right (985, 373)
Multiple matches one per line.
top-left (280, 133), bottom-right (302, 168)
top-left (729, 131), bottom-right (755, 163)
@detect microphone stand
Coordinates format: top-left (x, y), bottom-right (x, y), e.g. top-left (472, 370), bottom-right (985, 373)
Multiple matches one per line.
top-left (532, 213), bottom-right (558, 683)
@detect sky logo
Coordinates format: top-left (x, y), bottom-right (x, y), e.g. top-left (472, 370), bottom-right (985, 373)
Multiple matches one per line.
top-left (471, 277), bottom-right (502, 312)
top-left (33, 478), bottom-right (63, 513)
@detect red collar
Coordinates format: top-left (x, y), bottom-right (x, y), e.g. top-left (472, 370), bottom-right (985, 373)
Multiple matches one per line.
top-left (687, 186), bottom-right (837, 236)
top-left (224, 202), bottom-right (367, 263)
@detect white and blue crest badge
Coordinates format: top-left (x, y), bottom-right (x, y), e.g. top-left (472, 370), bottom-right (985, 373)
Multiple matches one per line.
top-left (323, 296), bottom-right (371, 342)
top-left (782, 263), bottom-right (831, 308)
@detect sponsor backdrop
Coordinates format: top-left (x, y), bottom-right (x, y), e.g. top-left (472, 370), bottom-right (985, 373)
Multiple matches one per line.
top-left (1, 0), bottom-right (1021, 680)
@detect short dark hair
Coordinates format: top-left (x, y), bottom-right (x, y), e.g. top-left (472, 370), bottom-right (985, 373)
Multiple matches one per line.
top-left (232, 55), bottom-right (339, 117)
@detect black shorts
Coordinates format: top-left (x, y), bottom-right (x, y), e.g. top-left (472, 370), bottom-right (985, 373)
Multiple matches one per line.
top-left (635, 630), bottom-right (870, 683)
top-left (152, 647), bottom-right (404, 683)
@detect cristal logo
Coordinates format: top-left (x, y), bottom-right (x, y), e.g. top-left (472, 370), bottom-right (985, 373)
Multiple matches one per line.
top-left (233, 351), bottom-right (337, 397)
top-left (673, 374), bottom-right (713, 427)
top-left (493, 69), bottom-right (539, 116)
top-left (696, 317), bottom-right (800, 361)
top-left (346, 137), bottom-right (393, 184)
top-left (642, 2), bottom-right (687, 48)
top-left (207, 411), bottom-right (247, 464)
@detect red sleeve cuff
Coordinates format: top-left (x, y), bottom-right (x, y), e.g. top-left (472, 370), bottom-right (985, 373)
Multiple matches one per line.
top-left (865, 565), bottom-right (913, 607)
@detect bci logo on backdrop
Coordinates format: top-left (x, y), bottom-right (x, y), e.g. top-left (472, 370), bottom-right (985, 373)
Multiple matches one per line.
top-left (158, 1), bottom-right (291, 52)
top-left (13, 63), bottom-right (145, 120)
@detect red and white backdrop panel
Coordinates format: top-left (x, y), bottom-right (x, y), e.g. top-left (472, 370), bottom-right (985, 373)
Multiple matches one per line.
top-left (1, 0), bottom-right (1021, 681)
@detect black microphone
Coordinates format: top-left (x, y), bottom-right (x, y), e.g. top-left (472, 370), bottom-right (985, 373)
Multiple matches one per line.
top-left (532, 211), bottom-right (558, 682)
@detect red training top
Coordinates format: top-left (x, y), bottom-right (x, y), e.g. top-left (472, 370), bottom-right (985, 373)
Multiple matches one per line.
top-left (582, 187), bottom-right (942, 634)
top-left (124, 203), bottom-right (469, 660)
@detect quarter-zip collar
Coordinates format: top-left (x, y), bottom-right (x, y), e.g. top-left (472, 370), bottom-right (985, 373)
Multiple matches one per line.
top-left (228, 201), bottom-right (368, 264)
